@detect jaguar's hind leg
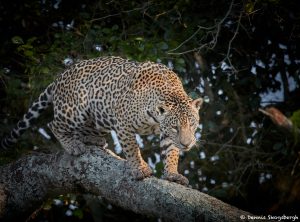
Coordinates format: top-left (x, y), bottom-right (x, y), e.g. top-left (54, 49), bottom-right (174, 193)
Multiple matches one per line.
top-left (80, 133), bottom-right (120, 158)
top-left (48, 121), bottom-right (86, 155)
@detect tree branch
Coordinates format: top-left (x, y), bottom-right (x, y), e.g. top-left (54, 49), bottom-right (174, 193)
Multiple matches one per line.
top-left (259, 107), bottom-right (295, 132)
top-left (167, 0), bottom-right (235, 55)
top-left (0, 147), bottom-right (252, 221)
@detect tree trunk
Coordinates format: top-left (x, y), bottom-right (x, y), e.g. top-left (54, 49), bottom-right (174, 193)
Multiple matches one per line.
top-left (0, 146), bottom-right (252, 221)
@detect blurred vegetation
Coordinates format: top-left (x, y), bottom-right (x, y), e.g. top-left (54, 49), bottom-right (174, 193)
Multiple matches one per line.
top-left (0, 0), bottom-right (300, 221)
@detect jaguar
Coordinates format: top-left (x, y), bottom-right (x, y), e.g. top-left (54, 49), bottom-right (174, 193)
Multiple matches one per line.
top-left (1, 56), bottom-right (203, 185)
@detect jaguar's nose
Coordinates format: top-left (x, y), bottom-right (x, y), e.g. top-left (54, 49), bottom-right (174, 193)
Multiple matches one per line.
top-left (179, 126), bottom-right (196, 150)
top-left (180, 141), bottom-right (191, 147)
top-left (180, 138), bottom-right (196, 150)
top-left (179, 136), bottom-right (193, 147)
top-left (180, 143), bottom-right (192, 151)
top-left (180, 137), bottom-right (194, 146)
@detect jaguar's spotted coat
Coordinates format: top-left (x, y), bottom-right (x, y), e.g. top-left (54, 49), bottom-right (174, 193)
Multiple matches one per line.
top-left (1, 56), bottom-right (203, 185)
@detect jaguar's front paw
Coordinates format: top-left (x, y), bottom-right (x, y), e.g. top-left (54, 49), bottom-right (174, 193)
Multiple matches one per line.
top-left (130, 164), bottom-right (153, 180)
top-left (162, 172), bottom-right (189, 186)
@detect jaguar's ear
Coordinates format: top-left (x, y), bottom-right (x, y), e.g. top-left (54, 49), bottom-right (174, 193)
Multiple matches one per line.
top-left (191, 98), bottom-right (203, 110)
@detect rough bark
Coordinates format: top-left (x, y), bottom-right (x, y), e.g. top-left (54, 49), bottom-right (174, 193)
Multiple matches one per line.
top-left (0, 146), bottom-right (252, 221)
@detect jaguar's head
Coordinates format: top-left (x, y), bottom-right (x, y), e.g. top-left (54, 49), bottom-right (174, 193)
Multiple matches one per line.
top-left (157, 97), bottom-right (203, 151)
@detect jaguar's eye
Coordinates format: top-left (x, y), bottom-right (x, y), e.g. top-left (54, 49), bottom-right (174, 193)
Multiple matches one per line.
top-left (171, 126), bottom-right (178, 133)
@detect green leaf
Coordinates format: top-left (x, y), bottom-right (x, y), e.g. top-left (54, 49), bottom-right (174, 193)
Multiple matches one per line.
top-left (54, 33), bottom-right (61, 38)
top-left (11, 36), bottom-right (24, 45)
top-left (41, 67), bottom-right (50, 74)
top-left (102, 28), bottom-right (111, 34)
top-left (20, 44), bottom-right (34, 50)
top-left (290, 110), bottom-right (300, 128)
top-left (135, 37), bottom-right (144, 41)
top-left (176, 58), bottom-right (185, 65)
top-left (157, 41), bottom-right (168, 50)
top-left (112, 24), bottom-right (119, 31)
top-left (155, 162), bottom-right (163, 177)
top-left (24, 50), bottom-right (34, 58)
top-left (73, 209), bottom-right (84, 219)
top-left (27, 37), bottom-right (37, 44)
top-left (245, 1), bottom-right (255, 14)
top-left (138, 44), bottom-right (145, 52)
top-left (109, 36), bottom-right (118, 42)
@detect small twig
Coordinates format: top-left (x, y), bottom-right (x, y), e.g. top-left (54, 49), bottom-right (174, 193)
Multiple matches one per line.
top-left (25, 206), bottom-right (43, 222)
top-left (90, 13), bottom-right (120, 23)
top-left (211, 0), bottom-right (235, 49)
top-left (90, 3), bottom-right (151, 23)
top-left (223, 10), bottom-right (243, 73)
top-left (200, 140), bottom-right (249, 150)
top-left (167, 0), bottom-right (235, 55)
top-left (213, 127), bottom-right (242, 156)
top-left (167, 26), bottom-right (205, 53)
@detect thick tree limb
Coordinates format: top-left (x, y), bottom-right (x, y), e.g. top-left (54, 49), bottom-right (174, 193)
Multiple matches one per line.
top-left (0, 147), bottom-right (252, 221)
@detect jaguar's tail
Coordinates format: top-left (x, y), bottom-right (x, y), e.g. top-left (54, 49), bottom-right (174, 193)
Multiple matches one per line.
top-left (1, 83), bottom-right (54, 151)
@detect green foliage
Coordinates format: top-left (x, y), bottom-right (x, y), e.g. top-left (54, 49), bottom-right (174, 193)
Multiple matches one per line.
top-left (290, 110), bottom-right (300, 129)
top-left (290, 110), bottom-right (300, 145)
top-left (154, 161), bottom-right (164, 177)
